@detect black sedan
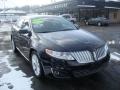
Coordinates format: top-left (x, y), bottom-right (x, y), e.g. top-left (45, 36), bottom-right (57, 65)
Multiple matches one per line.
top-left (86, 17), bottom-right (109, 26)
top-left (11, 15), bottom-right (110, 79)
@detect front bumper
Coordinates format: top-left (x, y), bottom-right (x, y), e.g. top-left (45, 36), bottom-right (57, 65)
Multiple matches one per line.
top-left (42, 53), bottom-right (110, 78)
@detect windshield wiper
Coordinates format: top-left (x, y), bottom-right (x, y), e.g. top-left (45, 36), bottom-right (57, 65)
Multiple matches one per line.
top-left (36, 28), bottom-right (75, 33)
top-left (60, 28), bottom-right (75, 31)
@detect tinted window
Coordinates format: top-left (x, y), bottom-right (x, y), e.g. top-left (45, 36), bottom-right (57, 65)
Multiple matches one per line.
top-left (63, 15), bottom-right (70, 18)
top-left (31, 17), bottom-right (77, 33)
top-left (96, 17), bottom-right (106, 20)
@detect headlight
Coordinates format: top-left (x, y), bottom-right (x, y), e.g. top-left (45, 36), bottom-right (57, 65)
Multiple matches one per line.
top-left (45, 49), bottom-right (74, 60)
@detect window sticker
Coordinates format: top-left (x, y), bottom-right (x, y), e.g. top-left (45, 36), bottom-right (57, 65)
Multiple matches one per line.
top-left (32, 18), bottom-right (44, 24)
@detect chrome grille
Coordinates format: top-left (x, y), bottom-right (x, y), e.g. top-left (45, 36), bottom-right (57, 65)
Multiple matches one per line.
top-left (71, 51), bottom-right (94, 63)
top-left (70, 46), bottom-right (107, 63)
top-left (94, 46), bottom-right (106, 60)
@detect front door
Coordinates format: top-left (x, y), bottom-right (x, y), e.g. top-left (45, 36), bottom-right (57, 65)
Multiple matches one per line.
top-left (19, 32), bottom-right (31, 59)
top-left (19, 21), bottom-right (31, 59)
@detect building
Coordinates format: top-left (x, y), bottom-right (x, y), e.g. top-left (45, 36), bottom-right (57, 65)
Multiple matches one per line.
top-left (0, 10), bottom-right (26, 22)
top-left (38, 0), bottom-right (120, 23)
top-left (105, 1), bottom-right (120, 23)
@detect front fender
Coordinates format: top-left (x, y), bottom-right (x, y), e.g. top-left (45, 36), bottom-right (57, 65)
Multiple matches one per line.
top-left (29, 39), bottom-right (47, 58)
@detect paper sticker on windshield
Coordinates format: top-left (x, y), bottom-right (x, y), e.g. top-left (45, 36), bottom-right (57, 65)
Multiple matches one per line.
top-left (32, 18), bottom-right (44, 24)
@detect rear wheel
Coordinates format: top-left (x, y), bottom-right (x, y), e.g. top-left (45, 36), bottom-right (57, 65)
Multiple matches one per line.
top-left (11, 38), bottom-right (17, 53)
top-left (31, 51), bottom-right (44, 78)
top-left (97, 22), bottom-right (101, 26)
top-left (86, 22), bottom-right (89, 25)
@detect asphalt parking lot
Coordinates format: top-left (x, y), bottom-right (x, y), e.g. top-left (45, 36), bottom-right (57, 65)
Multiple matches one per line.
top-left (0, 24), bottom-right (120, 90)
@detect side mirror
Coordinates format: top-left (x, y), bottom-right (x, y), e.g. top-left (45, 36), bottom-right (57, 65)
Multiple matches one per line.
top-left (19, 29), bottom-right (32, 37)
top-left (19, 29), bottom-right (29, 34)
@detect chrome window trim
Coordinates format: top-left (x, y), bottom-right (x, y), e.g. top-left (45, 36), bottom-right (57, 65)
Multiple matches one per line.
top-left (16, 47), bottom-right (29, 61)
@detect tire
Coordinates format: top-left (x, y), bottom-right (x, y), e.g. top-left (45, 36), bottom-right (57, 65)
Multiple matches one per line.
top-left (97, 22), bottom-right (101, 26)
top-left (31, 51), bottom-right (44, 78)
top-left (86, 22), bottom-right (89, 25)
top-left (11, 38), bottom-right (17, 53)
top-left (71, 20), bottom-right (75, 24)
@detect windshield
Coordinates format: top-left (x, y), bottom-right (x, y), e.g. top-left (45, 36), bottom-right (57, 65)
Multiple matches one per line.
top-left (31, 17), bottom-right (77, 33)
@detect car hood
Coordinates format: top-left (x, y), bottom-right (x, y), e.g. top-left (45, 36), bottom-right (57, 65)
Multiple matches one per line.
top-left (36, 29), bottom-right (105, 52)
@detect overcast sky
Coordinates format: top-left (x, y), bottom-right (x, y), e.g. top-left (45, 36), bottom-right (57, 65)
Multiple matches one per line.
top-left (0, 0), bottom-right (63, 8)
top-left (0, 0), bottom-right (119, 9)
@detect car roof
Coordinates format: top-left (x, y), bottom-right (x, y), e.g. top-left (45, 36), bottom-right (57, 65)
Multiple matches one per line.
top-left (91, 17), bottom-right (106, 19)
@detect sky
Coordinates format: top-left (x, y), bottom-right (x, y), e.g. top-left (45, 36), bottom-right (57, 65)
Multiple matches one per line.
top-left (0, 0), bottom-right (63, 8)
top-left (0, 0), bottom-right (119, 9)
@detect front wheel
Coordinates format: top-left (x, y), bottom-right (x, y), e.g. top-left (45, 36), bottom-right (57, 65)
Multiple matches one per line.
top-left (31, 51), bottom-right (44, 78)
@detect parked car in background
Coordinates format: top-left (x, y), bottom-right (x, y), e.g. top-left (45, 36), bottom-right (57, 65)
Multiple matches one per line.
top-left (86, 17), bottom-right (109, 26)
top-left (60, 14), bottom-right (76, 24)
top-left (11, 15), bottom-right (110, 79)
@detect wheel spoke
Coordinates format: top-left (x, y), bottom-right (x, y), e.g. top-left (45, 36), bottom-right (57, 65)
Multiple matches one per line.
top-left (32, 54), bottom-right (41, 76)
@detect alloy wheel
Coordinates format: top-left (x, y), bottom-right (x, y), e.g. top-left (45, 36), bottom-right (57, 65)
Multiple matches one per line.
top-left (86, 22), bottom-right (89, 25)
top-left (32, 54), bottom-right (41, 76)
top-left (98, 22), bottom-right (101, 26)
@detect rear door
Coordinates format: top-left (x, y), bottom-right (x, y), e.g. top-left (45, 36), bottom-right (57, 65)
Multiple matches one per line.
top-left (88, 19), bottom-right (92, 24)
top-left (12, 18), bottom-right (25, 49)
